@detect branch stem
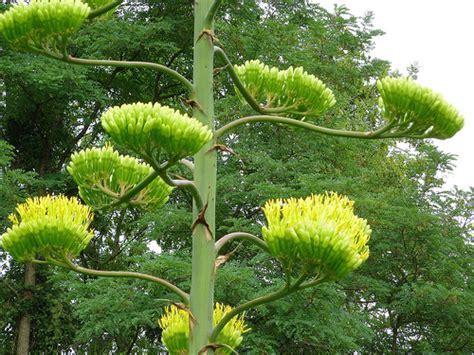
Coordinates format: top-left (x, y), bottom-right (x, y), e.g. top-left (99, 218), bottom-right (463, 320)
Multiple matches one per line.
top-left (215, 232), bottom-right (268, 254)
top-left (215, 115), bottom-right (393, 140)
top-left (65, 56), bottom-right (195, 95)
top-left (210, 272), bottom-right (310, 341)
top-left (205, 0), bottom-right (224, 26)
top-left (87, 0), bottom-right (123, 19)
top-left (60, 255), bottom-right (189, 303)
top-left (157, 171), bottom-right (204, 211)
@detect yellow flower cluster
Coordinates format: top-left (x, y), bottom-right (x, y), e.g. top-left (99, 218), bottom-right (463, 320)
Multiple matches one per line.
top-left (0, 195), bottom-right (93, 261)
top-left (0, 0), bottom-right (90, 50)
top-left (158, 303), bottom-right (249, 354)
top-left (67, 145), bottom-right (173, 209)
top-left (262, 193), bottom-right (370, 279)
top-left (377, 77), bottom-right (464, 139)
top-left (234, 60), bottom-right (336, 118)
top-left (101, 102), bottom-right (213, 161)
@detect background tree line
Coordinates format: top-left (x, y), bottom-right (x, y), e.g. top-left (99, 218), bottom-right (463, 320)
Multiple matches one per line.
top-left (0, 0), bottom-right (472, 353)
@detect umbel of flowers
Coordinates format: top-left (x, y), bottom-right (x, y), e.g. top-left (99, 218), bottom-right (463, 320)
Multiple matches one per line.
top-left (262, 193), bottom-right (371, 280)
top-left (0, 0), bottom-right (90, 50)
top-left (0, 195), bottom-right (93, 261)
top-left (101, 102), bottom-right (213, 162)
top-left (159, 303), bottom-right (249, 355)
top-left (377, 77), bottom-right (464, 139)
top-left (67, 145), bottom-right (173, 210)
top-left (234, 59), bottom-right (336, 118)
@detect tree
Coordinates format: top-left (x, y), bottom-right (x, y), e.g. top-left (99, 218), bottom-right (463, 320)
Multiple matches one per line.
top-left (0, 0), bottom-right (466, 354)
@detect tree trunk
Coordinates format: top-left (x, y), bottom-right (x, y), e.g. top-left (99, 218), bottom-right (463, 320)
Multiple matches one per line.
top-left (15, 262), bottom-right (36, 355)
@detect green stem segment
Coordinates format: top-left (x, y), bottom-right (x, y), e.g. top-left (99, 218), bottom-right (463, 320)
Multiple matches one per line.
top-left (210, 273), bottom-right (313, 341)
top-left (215, 115), bottom-right (395, 140)
top-left (215, 232), bottom-right (269, 254)
top-left (87, 0), bottom-right (123, 19)
top-left (204, 0), bottom-right (224, 26)
top-left (190, 0), bottom-right (218, 352)
top-left (66, 56), bottom-right (195, 95)
top-left (158, 171), bottom-right (204, 211)
top-left (60, 256), bottom-right (190, 303)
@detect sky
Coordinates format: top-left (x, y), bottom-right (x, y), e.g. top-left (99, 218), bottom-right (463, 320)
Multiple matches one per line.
top-left (317, 0), bottom-right (473, 190)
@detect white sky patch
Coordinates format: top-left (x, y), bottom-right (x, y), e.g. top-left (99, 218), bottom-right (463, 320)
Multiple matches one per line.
top-left (317, 0), bottom-right (473, 189)
top-left (148, 240), bottom-right (161, 253)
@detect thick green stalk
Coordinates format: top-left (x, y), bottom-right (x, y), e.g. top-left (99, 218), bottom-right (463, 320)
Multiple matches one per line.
top-left (190, 0), bottom-right (217, 353)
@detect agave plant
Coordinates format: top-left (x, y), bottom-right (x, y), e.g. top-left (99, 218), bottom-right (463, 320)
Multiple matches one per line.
top-left (0, 0), bottom-right (464, 353)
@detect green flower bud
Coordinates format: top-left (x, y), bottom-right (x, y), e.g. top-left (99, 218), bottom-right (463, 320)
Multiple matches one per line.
top-left (262, 193), bottom-right (370, 280)
top-left (234, 60), bottom-right (336, 118)
top-left (101, 102), bottom-right (213, 161)
top-left (67, 144), bottom-right (173, 210)
top-left (158, 303), bottom-right (249, 355)
top-left (377, 77), bottom-right (464, 139)
top-left (0, 0), bottom-right (90, 50)
top-left (0, 195), bottom-right (93, 261)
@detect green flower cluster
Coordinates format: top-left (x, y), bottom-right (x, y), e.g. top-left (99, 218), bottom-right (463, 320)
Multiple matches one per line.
top-left (234, 60), bottom-right (336, 118)
top-left (378, 77), bottom-right (464, 139)
top-left (262, 194), bottom-right (371, 280)
top-left (67, 145), bottom-right (173, 209)
top-left (101, 102), bottom-right (213, 161)
top-left (0, 0), bottom-right (90, 50)
top-left (159, 303), bottom-right (249, 355)
top-left (0, 195), bottom-right (93, 261)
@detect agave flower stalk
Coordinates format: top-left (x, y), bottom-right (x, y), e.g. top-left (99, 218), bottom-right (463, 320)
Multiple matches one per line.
top-left (0, 0), bottom-right (466, 353)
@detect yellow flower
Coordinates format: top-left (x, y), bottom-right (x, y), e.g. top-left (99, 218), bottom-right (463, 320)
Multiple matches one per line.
top-left (262, 193), bottom-right (370, 279)
top-left (67, 145), bottom-right (173, 210)
top-left (0, 195), bottom-right (93, 261)
top-left (101, 102), bottom-right (213, 161)
top-left (158, 303), bottom-right (249, 354)
top-left (377, 77), bottom-right (464, 139)
top-left (0, 0), bottom-right (90, 50)
top-left (234, 60), bottom-right (336, 118)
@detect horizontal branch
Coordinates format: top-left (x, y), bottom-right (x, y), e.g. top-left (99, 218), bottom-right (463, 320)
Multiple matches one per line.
top-left (215, 115), bottom-right (394, 140)
top-left (215, 232), bottom-right (269, 254)
top-left (65, 56), bottom-right (195, 95)
top-left (61, 255), bottom-right (189, 303)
